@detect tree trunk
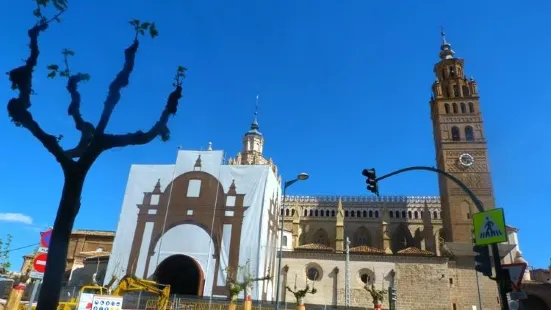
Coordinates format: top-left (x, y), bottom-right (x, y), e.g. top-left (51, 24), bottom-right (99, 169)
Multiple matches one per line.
top-left (36, 172), bottom-right (85, 310)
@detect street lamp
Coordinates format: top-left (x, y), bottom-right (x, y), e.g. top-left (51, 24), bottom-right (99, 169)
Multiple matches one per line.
top-left (275, 172), bottom-right (309, 310)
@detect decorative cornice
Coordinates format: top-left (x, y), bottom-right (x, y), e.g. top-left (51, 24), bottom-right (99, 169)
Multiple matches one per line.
top-left (284, 195), bottom-right (441, 204)
top-left (282, 251), bottom-right (448, 263)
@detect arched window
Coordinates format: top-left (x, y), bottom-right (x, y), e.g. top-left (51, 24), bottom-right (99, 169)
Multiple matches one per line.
top-left (451, 126), bottom-right (460, 141)
top-left (356, 211), bottom-right (361, 217)
top-left (331, 210), bottom-right (335, 217)
top-left (363, 210), bottom-right (367, 217)
top-left (314, 210), bottom-right (319, 216)
top-left (292, 209), bottom-right (295, 216)
top-left (452, 103), bottom-right (458, 113)
top-left (395, 211), bottom-right (400, 219)
top-left (402, 211), bottom-right (406, 218)
top-left (282, 236), bottom-right (288, 247)
top-left (462, 85), bottom-right (470, 97)
top-left (325, 210), bottom-right (330, 216)
top-left (285, 209), bottom-right (289, 216)
top-left (408, 211), bottom-right (412, 219)
top-left (468, 102), bottom-right (475, 113)
top-left (309, 209), bottom-right (313, 216)
top-left (369, 210), bottom-right (373, 218)
top-left (465, 126), bottom-right (474, 141)
top-left (460, 102), bottom-right (466, 113)
top-left (304, 209), bottom-right (308, 217)
top-left (350, 210), bottom-right (355, 217)
top-left (445, 104), bottom-right (450, 114)
top-left (453, 85), bottom-right (460, 97)
top-left (345, 210), bottom-right (349, 217)
top-left (433, 211), bottom-right (438, 219)
top-left (389, 211), bottom-right (394, 218)
top-left (414, 211), bottom-right (419, 219)
top-left (374, 211), bottom-right (379, 218)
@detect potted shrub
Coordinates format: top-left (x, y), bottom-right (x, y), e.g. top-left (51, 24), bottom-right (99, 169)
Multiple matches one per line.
top-left (225, 260), bottom-right (271, 310)
top-left (364, 284), bottom-right (387, 310)
top-left (286, 284), bottom-right (316, 310)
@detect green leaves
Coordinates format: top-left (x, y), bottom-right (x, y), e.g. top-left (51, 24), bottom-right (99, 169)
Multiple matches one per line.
top-left (0, 234), bottom-right (13, 272)
top-left (33, 0), bottom-right (67, 21)
top-left (173, 65), bottom-right (188, 87)
top-left (129, 19), bottom-right (159, 38)
top-left (46, 49), bottom-right (90, 81)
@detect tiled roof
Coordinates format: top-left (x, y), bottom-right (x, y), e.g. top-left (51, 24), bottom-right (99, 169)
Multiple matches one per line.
top-left (295, 243), bottom-right (334, 251)
top-left (397, 247), bottom-right (434, 256)
top-left (349, 246), bottom-right (386, 254)
top-left (72, 230), bottom-right (115, 237)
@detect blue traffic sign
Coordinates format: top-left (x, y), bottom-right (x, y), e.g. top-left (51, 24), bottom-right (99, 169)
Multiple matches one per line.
top-left (40, 230), bottom-right (52, 248)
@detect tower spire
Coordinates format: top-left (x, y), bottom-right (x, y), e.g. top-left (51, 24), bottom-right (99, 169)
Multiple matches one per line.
top-left (440, 26), bottom-right (447, 45)
top-left (250, 95), bottom-right (260, 132)
top-left (439, 27), bottom-right (455, 60)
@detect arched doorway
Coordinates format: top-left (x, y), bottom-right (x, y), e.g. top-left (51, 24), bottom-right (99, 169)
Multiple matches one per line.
top-left (520, 294), bottom-right (550, 310)
top-left (154, 255), bottom-right (204, 296)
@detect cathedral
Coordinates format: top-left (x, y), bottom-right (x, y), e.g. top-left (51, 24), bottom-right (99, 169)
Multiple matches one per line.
top-left (105, 34), bottom-right (530, 310)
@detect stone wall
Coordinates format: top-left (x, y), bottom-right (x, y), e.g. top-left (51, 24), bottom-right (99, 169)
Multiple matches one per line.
top-left (394, 257), bottom-right (451, 310)
top-left (282, 253), bottom-right (456, 309)
top-left (448, 257), bottom-right (501, 310)
top-left (282, 253), bottom-right (395, 308)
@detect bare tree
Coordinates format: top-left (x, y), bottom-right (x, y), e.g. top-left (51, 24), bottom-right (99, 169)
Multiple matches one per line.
top-left (7, 1), bottom-right (185, 308)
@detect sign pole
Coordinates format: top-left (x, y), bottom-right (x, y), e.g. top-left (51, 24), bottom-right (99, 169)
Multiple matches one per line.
top-left (27, 279), bottom-right (41, 310)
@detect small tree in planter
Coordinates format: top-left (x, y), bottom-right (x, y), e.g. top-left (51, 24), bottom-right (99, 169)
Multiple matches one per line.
top-left (364, 284), bottom-right (387, 310)
top-left (225, 260), bottom-right (271, 307)
top-left (286, 283), bottom-right (316, 309)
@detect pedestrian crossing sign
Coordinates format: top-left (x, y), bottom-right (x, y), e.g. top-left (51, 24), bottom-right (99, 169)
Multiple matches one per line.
top-left (472, 208), bottom-right (508, 246)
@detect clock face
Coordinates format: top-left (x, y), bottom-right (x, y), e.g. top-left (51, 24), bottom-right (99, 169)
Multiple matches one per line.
top-left (458, 153), bottom-right (475, 167)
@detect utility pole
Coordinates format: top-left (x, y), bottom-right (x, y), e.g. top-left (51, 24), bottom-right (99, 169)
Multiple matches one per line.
top-left (345, 237), bottom-right (351, 308)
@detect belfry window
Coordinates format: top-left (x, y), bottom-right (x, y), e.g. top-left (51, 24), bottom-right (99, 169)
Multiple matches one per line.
top-left (468, 102), bottom-right (475, 113)
top-left (460, 102), bottom-right (467, 113)
top-left (451, 126), bottom-right (461, 141)
top-left (453, 86), bottom-right (460, 97)
top-left (452, 103), bottom-right (458, 113)
top-left (444, 104), bottom-right (450, 114)
top-left (465, 126), bottom-right (475, 141)
top-left (462, 85), bottom-right (470, 97)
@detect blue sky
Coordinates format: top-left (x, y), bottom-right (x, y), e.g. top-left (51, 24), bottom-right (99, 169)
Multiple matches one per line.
top-left (1, 0), bottom-right (550, 270)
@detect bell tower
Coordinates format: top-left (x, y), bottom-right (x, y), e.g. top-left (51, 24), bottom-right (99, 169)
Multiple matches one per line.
top-left (430, 31), bottom-right (496, 243)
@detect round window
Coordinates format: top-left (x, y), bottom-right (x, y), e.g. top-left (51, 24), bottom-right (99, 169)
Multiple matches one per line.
top-left (360, 273), bottom-right (370, 284)
top-left (307, 267), bottom-right (320, 281)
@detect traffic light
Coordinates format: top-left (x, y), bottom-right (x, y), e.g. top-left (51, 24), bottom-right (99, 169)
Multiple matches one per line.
top-left (473, 245), bottom-right (492, 277)
top-left (388, 287), bottom-right (397, 310)
top-left (362, 168), bottom-right (379, 196)
top-left (501, 269), bottom-right (513, 294)
top-left (390, 287), bottom-right (397, 301)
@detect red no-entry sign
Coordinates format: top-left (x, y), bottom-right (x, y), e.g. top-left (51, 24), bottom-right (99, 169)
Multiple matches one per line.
top-left (33, 253), bottom-right (48, 273)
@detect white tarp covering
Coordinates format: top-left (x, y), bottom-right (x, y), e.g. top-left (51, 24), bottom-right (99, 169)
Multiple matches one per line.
top-left (104, 150), bottom-right (280, 300)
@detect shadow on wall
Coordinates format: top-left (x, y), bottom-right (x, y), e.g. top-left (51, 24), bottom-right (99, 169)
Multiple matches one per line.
top-left (69, 262), bottom-right (108, 286)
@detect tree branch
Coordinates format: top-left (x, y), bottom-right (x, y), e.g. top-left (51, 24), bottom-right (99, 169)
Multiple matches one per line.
top-left (95, 40), bottom-right (139, 135)
top-left (101, 85), bottom-right (182, 149)
top-left (64, 74), bottom-right (95, 158)
top-left (7, 22), bottom-right (71, 167)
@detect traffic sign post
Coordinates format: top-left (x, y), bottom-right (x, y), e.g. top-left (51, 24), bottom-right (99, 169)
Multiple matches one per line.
top-left (40, 229), bottom-right (52, 248)
top-left (28, 229), bottom-right (52, 310)
top-left (472, 208), bottom-right (508, 246)
top-left (502, 263), bottom-right (527, 290)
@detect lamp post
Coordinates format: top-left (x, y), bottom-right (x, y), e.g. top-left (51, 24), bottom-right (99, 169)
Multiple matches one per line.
top-left (275, 172), bottom-right (309, 310)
